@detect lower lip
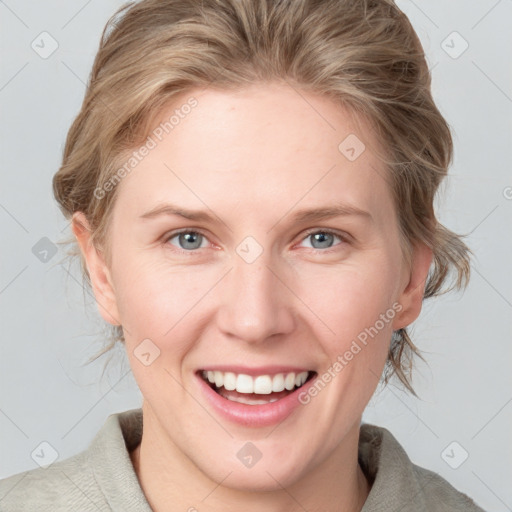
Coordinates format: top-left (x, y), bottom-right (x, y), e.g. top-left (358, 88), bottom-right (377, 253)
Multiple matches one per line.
top-left (196, 373), bottom-right (317, 428)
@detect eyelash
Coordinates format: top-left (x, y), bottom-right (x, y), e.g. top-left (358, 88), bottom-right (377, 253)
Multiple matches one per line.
top-left (162, 228), bottom-right (350, 256)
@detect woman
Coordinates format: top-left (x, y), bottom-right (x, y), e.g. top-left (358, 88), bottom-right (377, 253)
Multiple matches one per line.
top-left (0, 0), bottom-right (486, 510)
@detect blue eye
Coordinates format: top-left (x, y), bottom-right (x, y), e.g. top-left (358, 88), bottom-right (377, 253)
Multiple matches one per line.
top-left (167, 230), bottom-right (208, 251)
top-left (163, 228), bottom-right (347, 255)
top-left (300, 230), bottom-right (344, 250)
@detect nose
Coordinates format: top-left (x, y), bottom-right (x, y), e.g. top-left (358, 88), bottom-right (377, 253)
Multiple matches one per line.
top-left (216, 252), bottom-right (296, 344)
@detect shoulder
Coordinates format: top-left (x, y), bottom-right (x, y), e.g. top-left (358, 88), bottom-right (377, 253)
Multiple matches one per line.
top-left (0, 408), bottom-right (148, 512)
top-left (359, 423), bottom-right (486, 512)
top-left (410, 462), bottom-right (485, 511)
top-left (0, 448), bottom-right (107, 512)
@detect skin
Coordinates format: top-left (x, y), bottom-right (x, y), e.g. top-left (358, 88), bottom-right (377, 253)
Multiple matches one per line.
top-left (73, 82), bottom-right (432, 512)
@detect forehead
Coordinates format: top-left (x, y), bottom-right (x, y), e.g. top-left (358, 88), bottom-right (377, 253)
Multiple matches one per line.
top-left (113, 83), bottom-right (394, 225)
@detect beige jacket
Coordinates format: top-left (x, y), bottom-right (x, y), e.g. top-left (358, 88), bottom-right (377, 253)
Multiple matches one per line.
top-left (0, 408), bottom-right (486, 511)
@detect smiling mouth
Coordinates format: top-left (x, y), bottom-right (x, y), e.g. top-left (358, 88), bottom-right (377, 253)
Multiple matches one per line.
top-left (199, 370), bottom-right (317, 405)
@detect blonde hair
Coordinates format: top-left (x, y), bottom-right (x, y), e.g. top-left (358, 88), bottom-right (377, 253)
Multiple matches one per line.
top-left (53, 0), bottom-right (471, 395)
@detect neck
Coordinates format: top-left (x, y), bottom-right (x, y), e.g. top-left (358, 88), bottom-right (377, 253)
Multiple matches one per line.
top-left (130, 404), bottom-right (370, 512)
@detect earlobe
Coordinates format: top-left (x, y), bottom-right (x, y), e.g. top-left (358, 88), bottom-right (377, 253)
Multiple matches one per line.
top-left (71, 212), bottom-right (121, 326)
top-left (392, 242), bottom-right (433, 331)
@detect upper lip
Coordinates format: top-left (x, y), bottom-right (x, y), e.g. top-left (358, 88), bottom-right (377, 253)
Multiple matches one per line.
top-left (198, 365), bottom-right (314, 377)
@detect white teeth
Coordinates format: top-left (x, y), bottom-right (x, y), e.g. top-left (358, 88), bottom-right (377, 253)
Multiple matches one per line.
top-left (223, 372), bottom-right (237, 391)
top-left (296, 372), bottom-right (308, 387)
top-left (236, 374), bottom-right (254, 394)
top-left (284, 373), bottom-right (296, 390)
top-left (253, 375), bottom-right (273, 394)
top-left (202, 370), bottom-right (310, 395)
top-left (220, 393), bottom-right (280, 405)
top-left (272, 373), bottom-right (285, 392)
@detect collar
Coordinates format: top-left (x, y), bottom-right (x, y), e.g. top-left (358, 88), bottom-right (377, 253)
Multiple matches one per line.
top-left (89, 408), bottom-right (482, 512)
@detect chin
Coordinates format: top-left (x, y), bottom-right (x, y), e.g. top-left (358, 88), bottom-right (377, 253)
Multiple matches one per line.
top-left (190, 441), bottom-right (313, 493)
top-left (214, 465), bottom-right (306, 493)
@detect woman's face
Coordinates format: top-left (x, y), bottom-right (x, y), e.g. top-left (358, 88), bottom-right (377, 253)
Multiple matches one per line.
top-left (78, 82), bottom-right (430, 490)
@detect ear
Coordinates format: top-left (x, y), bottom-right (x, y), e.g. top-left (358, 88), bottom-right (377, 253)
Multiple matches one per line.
top-left (71, 212), bottom-right (121, 326)
top-left (392, 241), bottom-right (433, 331)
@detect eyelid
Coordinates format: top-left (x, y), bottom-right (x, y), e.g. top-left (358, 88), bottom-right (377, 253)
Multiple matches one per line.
top-left (164, 227), bottom-right (209, 240)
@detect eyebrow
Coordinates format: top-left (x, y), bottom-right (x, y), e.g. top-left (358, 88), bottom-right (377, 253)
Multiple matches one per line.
top-left (139, 202), bottom-right (372, 224)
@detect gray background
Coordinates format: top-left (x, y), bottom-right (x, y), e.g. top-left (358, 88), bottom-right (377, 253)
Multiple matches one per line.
top-left (1, 1), bottom-right (511, 510)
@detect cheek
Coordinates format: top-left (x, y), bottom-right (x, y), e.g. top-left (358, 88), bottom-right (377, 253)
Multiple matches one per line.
top-left (113, 259), bottom-right (212, 404)
top-left (297, 258), bottom-right (400, 343)
top-left (112, 255), bottom-right (218, 347)
top-left (112, 242), bottom-right (401, 361)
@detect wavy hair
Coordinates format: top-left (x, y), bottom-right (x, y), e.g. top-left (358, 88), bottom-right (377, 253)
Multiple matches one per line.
top-left (53, 0), bottom-right (471, 395)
